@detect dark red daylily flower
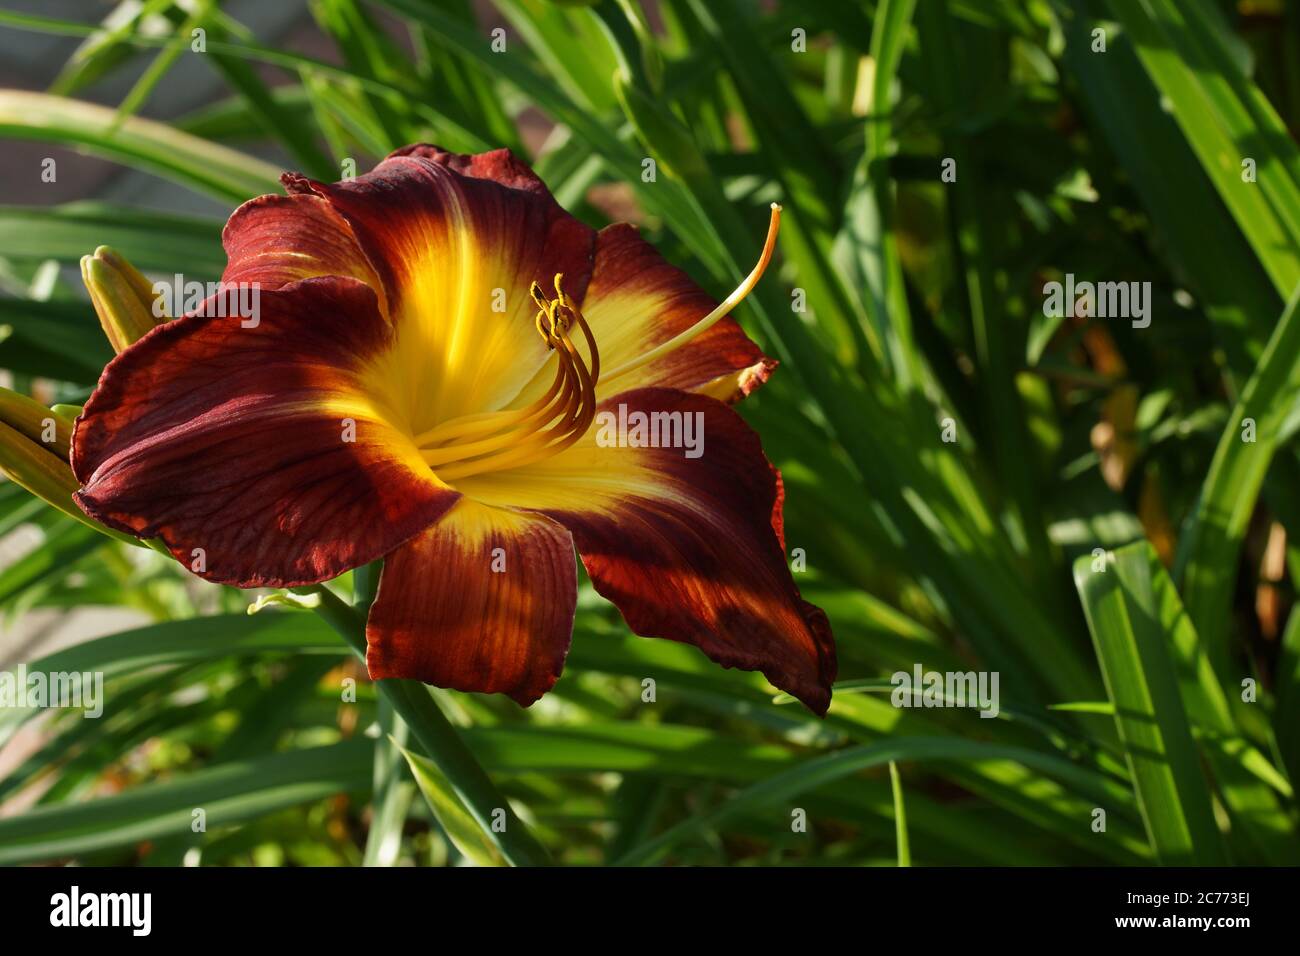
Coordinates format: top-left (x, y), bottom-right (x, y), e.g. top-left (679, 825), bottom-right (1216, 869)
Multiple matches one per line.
top-left (70, 145), bottom-right (837, 713)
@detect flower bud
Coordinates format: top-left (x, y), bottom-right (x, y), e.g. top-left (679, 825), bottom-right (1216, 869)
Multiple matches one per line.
top-left (0, 386), bottom-right (71, 459)
top-left (0, 388), bottom-right (138, 546)
top-left (0, 387), bottom-right (76, 516)
top-left (80, 245), bottom-right (163, 352)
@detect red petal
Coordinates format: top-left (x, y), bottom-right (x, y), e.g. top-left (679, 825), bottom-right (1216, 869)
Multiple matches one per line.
top-left (284, 147), bottom-right (596, 427)
top-left (222, 192), bottom-right (387, 314)
top-left (72, 276), bottom-right (457, 587)
top-left (366, 499), bottom-right (577, 706)
top-left (455, 388), bottom-right (835, 714)
top-left (387, 144), bottom-right (562, 198)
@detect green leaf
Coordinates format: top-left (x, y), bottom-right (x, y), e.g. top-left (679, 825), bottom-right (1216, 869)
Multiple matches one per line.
top-left (890, 761), bottom-right (911, 867)
top-left (0, 90), bottom-right (280, 202)
top-left (610, 735), bottom-right (1131, 866)
top-left (0, 611), bottom-right (339, 744)
top-left (1105, 539), bottom-right (1296, 862)
top-left (1100, 0), bottom-right (1300, 297)
top-left (1277, 612), bottom-right (1300, 790)
top-left (199, 21), bottom-right (338, 180)
top-left (0, 202), bottom-right (225, 277)
top-left (915, 0), bottom-right (1054, 573)
top-left (839, 0), bottom-right (918, 376)
top-left (0, 741), bottom-right (373, 865)
top-left (0, 296), bottom-right (114, 384)
top-left (500, 0), bottom-right (620, 114)
top-left (0, 518), bottom-right (105, 607)
top-left (1073, 542), bottom-right (1228, 864)
top-left (307, 585), bottom-right (554, 867)
top-left (1054, 0), bottom-right (1282, 371)
top-left (48, 0), bottom-right (170, 96)
top-left (114, 1), bottom-right (217, 124)
top-left (398, 741), bottom-right (507, 866)
top-left (1176, 286), bottom-right (1300, 684)
top-left (363, 698), bottom-right (415, 867)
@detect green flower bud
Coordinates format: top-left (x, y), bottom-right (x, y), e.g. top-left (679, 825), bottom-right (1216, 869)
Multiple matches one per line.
top-left (80, 245), bottom-right (164, 353)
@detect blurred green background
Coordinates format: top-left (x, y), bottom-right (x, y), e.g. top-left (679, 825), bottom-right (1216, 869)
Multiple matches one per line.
top-left (0, 0), bottom-right (1299, 866)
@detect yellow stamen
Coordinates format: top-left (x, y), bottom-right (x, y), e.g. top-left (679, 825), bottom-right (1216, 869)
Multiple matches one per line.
top-left (417, 275), bottom-right (600, 479)
top-left (411, 277), bottom-right (582, 449)
top-left (599, 202), bottom-right (781, 385)
top-left (413, 205), bottom-right (778, 483)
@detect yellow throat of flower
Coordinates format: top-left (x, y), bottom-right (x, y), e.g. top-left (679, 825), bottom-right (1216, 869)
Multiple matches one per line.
top-left (413, 203), bottom-right (781, 482)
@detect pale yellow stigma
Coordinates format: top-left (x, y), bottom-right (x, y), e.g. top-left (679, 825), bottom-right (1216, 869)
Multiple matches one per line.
top-left (600, 202), bottom-right (781, 384)
top-left (412, 204), bottom-right (780, 482)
